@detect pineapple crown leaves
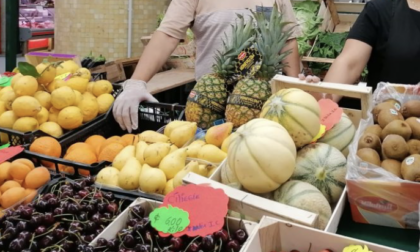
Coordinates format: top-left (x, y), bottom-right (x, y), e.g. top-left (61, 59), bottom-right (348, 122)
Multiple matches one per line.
top-left (251, 3), bottom-right (295, 79)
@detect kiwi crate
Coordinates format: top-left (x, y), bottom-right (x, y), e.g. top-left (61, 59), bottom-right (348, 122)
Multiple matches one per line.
top-left (0, 84), bottom-right (122, 147)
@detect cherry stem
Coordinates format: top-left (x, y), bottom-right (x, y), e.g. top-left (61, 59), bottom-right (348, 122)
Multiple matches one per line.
top-left (53, 214), bottom-right (74, 218)
top-left (130, 208), bottom-right (142, 219)
top-left (34, 223), bottom-right (60, 239)
top-left (136, 231), bottom-right (145, 244)
top-left (226, 217), bottom-right (231, 239)
top-left (217, 238), bottom-right (223, 252)
top-left (182, 236), bottom-right (200, 252)
top-left (155, 235), bottom-right (162, 251)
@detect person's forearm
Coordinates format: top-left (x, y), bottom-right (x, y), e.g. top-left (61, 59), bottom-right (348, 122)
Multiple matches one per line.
top-left (131, 31), bottom-right (180, 82)
top-left (281, 39), bottom-right (300, 77)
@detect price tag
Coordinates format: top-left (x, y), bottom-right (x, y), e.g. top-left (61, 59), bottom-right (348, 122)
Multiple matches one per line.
top-left (311, 124), bottom-right (326, 142)
top-left (159, 184), bottom-right (229, 237)
top-left (150, 205), bottom-right (190, 234)
top-left (54, 72), bottom-right (71, 81)
top-left (318, 99), bottom-right (343, 131)
top-left (343, 245), bottom-right (372, 252)
top-left (0, 146), bottom-right (24, 163)
top-left (0, 143), bottom-right (10, 150)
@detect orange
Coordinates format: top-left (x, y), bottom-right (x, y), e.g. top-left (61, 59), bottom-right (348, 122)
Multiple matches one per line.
top-left (59, 149), bottom-right (97, 174)
top-left (121, 134), bottom-right (139, 146)
top-left (24, 167), bottom-right (51, 189)
top-left (12, 159), bottom-right (35, 170)
top-left (85, 135), bottom-right (106, 155)
top-left (66, 142), bottom-right (96, 156)
top-left (0, 187), bottom-right (25, 208)
top-left (98, 136), bottom-right (126, 155)
top-left (0, 180), bottom-right (21, 194)
top-left (29, 137), bottom-right (62, 167)
top-left (62, 167), bottom-right (90, 176)
top-left (0, 162), bottom-right (12, 183)
top-left (9, 159), bottom-right (34, 180)
top-left (98, 143), bottom-right (125, 162)
top-left (23, 189), bottom-right (37, 204)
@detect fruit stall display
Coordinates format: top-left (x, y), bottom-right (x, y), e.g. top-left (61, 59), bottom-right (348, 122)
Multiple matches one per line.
top-left (347, 82), bottom-right (420, 229)
top-left (0, 60), bottom-right (115, 146)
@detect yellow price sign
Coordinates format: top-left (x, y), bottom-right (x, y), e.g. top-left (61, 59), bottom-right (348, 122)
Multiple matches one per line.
top-left (343, 245), bottom-right (373, 252)
top-left (54, 72), bottom-right (71, 81)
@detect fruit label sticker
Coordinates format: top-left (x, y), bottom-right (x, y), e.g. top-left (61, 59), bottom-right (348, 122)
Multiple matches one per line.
top-left (406, 157), bottom-right (415, 165)
top-left (55, 72), bottom-right (72, 81)
top-left (225, 46), bottom-right (262, 85)
top-left (311, 124), bottom-right (326, 142)
top-left (394, 103), bottom-right (401, 111)
top-left (0, 146), bottom-right (24, 163)
top-left (227, 94), bottom-right (265, 110)
top-left (159, 184), bottom-right (229, 237)
top-left (343, 245), bottom-right (373, 252)
top-left (150, 205), bottom-right (190, 234)
top-left (187, 90), bottom-right (225, 115)
top-left (389, 109), bottom-right (398, 115)
top-left (318, 99), bottom-right (343, 131)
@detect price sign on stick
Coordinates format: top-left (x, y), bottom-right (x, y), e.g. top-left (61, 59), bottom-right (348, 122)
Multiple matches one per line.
top-left (150, 205), bottom-right (190, 234)
top-left (318, 99), bottom-right (343, 131)
top-left (0, 146), bottom-right (24, 163)
top-left (151, 184), bottom-right (229, 237)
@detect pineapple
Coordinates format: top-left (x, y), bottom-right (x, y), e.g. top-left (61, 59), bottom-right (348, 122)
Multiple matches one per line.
top-left (186, 15), bottom-right (256, 129)
top-left (225, 4), bottom-right (293, 128)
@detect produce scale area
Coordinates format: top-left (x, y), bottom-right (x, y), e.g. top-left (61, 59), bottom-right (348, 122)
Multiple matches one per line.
top-left (1, 0), bottom-right (420, 252)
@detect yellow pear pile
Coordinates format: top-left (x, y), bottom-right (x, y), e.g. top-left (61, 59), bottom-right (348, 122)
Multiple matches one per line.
top-left (0, 60), bottom-right (114, 144)
top-left (95, 121), bottom-right (234, 196)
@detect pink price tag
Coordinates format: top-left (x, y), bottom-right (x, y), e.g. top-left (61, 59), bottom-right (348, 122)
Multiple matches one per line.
top-left (0, 146), bottom-right (24, 163)
top-left (318, 99), bottom-right (343, 131)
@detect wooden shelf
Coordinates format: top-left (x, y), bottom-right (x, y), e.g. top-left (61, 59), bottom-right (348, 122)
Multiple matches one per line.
top-left (147, 68), bottom-right (195, 95)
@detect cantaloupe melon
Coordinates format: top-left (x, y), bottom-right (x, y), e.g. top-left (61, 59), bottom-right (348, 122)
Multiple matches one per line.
top-left (318, 113), bottom-right (356, 156)
top-left (260, 88), bottom-right (321, 148)
top-left (220, 161), bottom-right (240, 185)
top-left (291, 143), bottom-right (347, 204)
top-left (228, 118), bottom-right (296, 194)
top-left (273, 180), bottom-right (332, 230)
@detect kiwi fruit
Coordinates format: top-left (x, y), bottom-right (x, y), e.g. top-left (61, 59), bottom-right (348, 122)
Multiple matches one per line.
top-left (380, 120), bottom-right (412, 141)
top-left (364, 124), bottom-right (382, 138)
top-left (405, 117), bottom-right (420, 140)
top-left (401, 100), bottom-right (420, 118)
top-left (372, 100), bottom-right (401, 123)
top-left (407, 139), bottom-right (420, 155)
top-left (382, 134), bottom-right (409, 161)
top-left (357, 148), bottom-right (381, 166)
top-left (401, 154), bottom-right (420, 182)
top-left (358, 133), bottom-right (381, 153)
top-left (377, 108), bottom-right (404, 128)
top-left (381, 159), bottom-right (402, 178)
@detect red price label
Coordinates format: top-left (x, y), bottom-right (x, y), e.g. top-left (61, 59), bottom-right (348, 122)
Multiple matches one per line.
top-left (0, 146), bottom-right (24, 163)
top-left (159, 184), bottom-right (229, 237)
top-left (318, 99), bottom-right (343, 131)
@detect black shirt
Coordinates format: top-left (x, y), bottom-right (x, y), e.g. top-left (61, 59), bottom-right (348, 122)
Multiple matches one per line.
top-left (339, 0), bottom-right (420, 109)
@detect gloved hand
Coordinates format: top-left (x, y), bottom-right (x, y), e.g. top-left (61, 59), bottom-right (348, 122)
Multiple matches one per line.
top-left (113, 79), bottom-right (158, 133)
top-left (298, 73), bottom-right (320, 83)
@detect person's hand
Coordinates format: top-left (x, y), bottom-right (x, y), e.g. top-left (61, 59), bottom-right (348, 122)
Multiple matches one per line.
top-left (298, 73), bottom-right (320, 83)
top-left (113, 79), bottom-right (158, 133)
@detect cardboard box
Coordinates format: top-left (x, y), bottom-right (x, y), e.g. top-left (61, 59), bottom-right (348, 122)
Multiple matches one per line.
top-left (90, 61), bottom-right (126, 83)
top-left (25, 52), bottom-right (81, 66)
top-left (242, 216), bottom-right (405, 252)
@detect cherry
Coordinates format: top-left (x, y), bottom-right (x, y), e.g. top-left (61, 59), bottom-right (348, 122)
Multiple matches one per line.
top-left (86, 204), bottom-right (96, 214)
top-left (157, 236), bottom-right (171, 246)
top-left (127, 218), bottom-right (140, 227)
top-left (214, 229), bottom-right (229, 242)
top-left (53, 227), bottom-right (66, 240)
top-left (95, 228), bottom-right (104, 236)
top-left (141, 217), bottom-right (150, 228)
top-left (53, 207), bottom-right (65, 216)
top-left (103, 212), bottom-right (113, 221)
top-left (44, 212), bottom-right (55, 226)
top-left (82, 234), bottom-right (95, 243)
top-left (91, 213), bottom-right (101, 222)
top-left (108, 238), bottom-right (119, 250)
top-left (84, 245), bottom-right (95, 252)
top-left (69, 222), bottom-right (82, 232)
top-left (39, 235), bottom-right (54, 248)
top-left (16, 221), bottom-right (28, 232)
top-left (77, 244), bottom-right (88, 251)
top-left (78, 190), bottom-right (89, 198)
top-left (62, 240), bottom-right (75, 250)
top-left (35, 200), bottom-right (48, 212)
top-left (35, 226), bottom-right (47, 235)
top-left (3, 227), bottom-right (17, 240)
top-left (3, 220), bottom-right (14, 229)
top-left (187, 241), bottom-right (201, 252)
top-left (84, 176), bottom-right (95, 186)
top-left (103, 191), bottom-right (114, 200)
top-left (18, 231), bottom-right (31, 242)
top-left (137, 244), bottom-right (151, 252)
top-left (133, 222), bottom-right (146, 234)
top-left (94, 192), bottom-right (103, 199)
top-left (61, 190), bottom-right (74, 199)
top-left (78, 212), bottom-right (88, 221)
top-left (107, 202), bottom-right (118, 214)
top-left (235, 229), bottom-right (248, 244)
top-left (96, 238), bottom-right (108, 247)
top-left (30, 214), bottom-right (43, 227)
top-left (8, 238), bottom-right (25, 252)
top-left (123, 234), bottom-right (136, 248)
top-left (60, 200), bottom-right (69, 209)
top-left (227, 239), bottom-right (241, 252)
top-left (43, 193), bottom-right (55, 201)
top-left (202, 235), bottom-right (215, 250)
top-left (73, 195), bottom-right (82, 200)
top-left (66, 203), bottom-right (80, 214)
top-left (85, 221), bottom-right (97, 234)
top-left (131, 205), bottom-right (145, 218)
top-left (47, 197), bottom-right (59, 208)
top-left (97, 202), bottom-right (108, 213)
top-left (170, 237), bottom-right (183, 250)
top-left (72, 180), bottom-right (86, 190)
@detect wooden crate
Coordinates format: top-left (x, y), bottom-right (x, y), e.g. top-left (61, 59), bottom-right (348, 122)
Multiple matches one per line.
top-left (242, 216), bottom-right (404, 252)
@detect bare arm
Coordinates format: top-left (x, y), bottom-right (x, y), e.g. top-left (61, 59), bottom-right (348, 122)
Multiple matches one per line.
top-left (323, 39), bottom-right (372, 102)
top-left (282, 39), bottom-right (300, 77)
top-left (131, 31), bottom-right (181, 82)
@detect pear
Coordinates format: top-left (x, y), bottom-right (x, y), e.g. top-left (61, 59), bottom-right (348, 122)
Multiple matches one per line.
top-left (197, 164), bottom-right (211, 177)
top-left (139, 164), bottom-right (167, 194)
top-left (205, 122), bottom-right (233, 148)
top-left (186, 140), bottom-right (206, 158)
top-left (112, 145), bottom-right (136, 170)
top-left (96, 167), bottom-right (120, 187)
top-left (208, 166), bottom-right (218, 178)
top-left (197, 144), bottom-right (227, 163)
top-left (118, 157), bottom-right (142, 190)
top-left (173, 161), bottom-right (199, 188)
top-left (143, 142), bottom-right (171, 167)
top-left (221, 134), bottom-right (236, 153)
top-left (135, 141), bottom-right (148, 164)
top-left (164, 120), bottom-right (191, 137)
top-left (159, 148), bottom-right (188, 179)
top-left (139, 130), bottom-right (169, 143)
top-left (170, 122), bottom-right (197, 148)
top-left (164, 179), bottom-right (175, 195)
top-left (170, 144), bottom-right (178, 153)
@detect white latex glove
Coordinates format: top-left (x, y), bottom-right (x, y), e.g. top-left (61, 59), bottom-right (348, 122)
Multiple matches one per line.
top-left (113, 79), bottom-right (158, 133)
top-left (298, 73), bottom-right (321, 83)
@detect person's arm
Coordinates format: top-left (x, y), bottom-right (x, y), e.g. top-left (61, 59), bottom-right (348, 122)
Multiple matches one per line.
top-left (282, 38), bottom-right (300, 77)
top-left (131, 31), bottom-right (180, 82)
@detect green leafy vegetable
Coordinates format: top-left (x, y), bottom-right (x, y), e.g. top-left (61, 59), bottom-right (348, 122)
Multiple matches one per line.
top-left (17, 62), bottom-right (40, 78)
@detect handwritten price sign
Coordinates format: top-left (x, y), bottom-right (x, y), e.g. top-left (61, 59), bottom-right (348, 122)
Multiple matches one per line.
top-left (150, 205), bottom-right (190, 234)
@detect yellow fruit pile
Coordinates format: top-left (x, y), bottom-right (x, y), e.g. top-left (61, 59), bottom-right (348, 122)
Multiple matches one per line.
top-left (0, 60), bottom-right (115, 144)
top-left (96, 121), bottom-right (234, 196)
top-left (0, 159), bottom-right (51, 210)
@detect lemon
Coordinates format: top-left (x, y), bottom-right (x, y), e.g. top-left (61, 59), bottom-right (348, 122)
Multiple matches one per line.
top-left (86, 82), bottom-right (95, 93)
top-left (10, 73), bottom-right (23, 88)
top-left (12, 96), bottom-right (42, 117)
top-left (75, 68), bottom-right (92, 80)
top-left (92, 80), bottom-right (113, 97)
top-left (12, 117), bottom-right (39, 132)
top-left (0, 101), bottom-right (6, 116)
top-left (55, 60), bottom-right (80, 76)
top-left (58, 106), bottom-right (83, 130)
top-left (51, 86), bottom-right (76, 110)
top-left (13, 76), bottom-right (39, 97)
top-left (0, 90), bottom-right (16, 110)
top-left (97, 93), bottom-right (115, 114)
top-left (73, 90), bottom-right (82, 106)
top-left (0, 86), bottom-right (12, 97)
top-left (78, 98), bottom-right (99, 123)
top-left (82, 92), bottom-right (96, 101)
top-left (36, 107), bottom-right (49, 125)
top-left (47, 79), bottom-right (64, 93)
top-left (48, 107), bottom-right (61, 123)
top-left (0, 111), bottom-right (18, 128)
top-left (65, 77), bottom-right (89, 93)
top-left (36, 62), bottom-right (56, 85)
top-left (39, 122), bottom-right (63, 138)
top-left (34, 91), bottom-right (52, 110)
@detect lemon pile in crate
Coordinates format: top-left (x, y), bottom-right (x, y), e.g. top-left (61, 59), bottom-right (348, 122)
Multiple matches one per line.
top-left (96, 121), bottom-right (234, 195)
top-left (0, 60), bottom-right (114, 142)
